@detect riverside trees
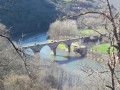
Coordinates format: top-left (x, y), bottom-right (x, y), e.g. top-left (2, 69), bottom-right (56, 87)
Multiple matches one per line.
top-left (47, 19), bottom-right (78, 40)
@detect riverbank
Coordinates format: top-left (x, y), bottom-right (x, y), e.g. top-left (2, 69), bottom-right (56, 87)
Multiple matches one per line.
top-left (91, 43), bottom-right (116, 54)
top-left (22, 33), bottom-right (120, 89)
top-left (31, 53), bottom-right (110, 90)
top-left (86, 50), bottom-right (109, 64)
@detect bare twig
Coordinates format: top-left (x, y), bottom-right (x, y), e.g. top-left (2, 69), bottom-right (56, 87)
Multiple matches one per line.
top-left (0, 7), bottom-right (14, 13)
top-left (60, 11), bottom-right (112, 21)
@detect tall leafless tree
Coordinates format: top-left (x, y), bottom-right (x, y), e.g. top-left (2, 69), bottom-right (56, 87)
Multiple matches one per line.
top-left (61, 0), bottom-right (120, 90)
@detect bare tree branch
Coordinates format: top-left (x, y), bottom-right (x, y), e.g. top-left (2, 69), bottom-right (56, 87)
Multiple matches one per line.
top-left (0, 33), bottom-right (35, 79)
top-left (0, 7), bottom-right (14, 13)
top-left (60, 11), bottom-right (112, 21)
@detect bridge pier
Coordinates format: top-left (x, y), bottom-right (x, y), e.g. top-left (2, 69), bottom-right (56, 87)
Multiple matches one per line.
top-left (53, 50), bottom-right (56, 56)
top-left (30, 48), bottom-right (40, 58)
top-left (51, 48), bottom-right (56, 56)
top-left (79, 37), bottom-right (83, 45)
top-left (67, 45), bottom-right (71, 52)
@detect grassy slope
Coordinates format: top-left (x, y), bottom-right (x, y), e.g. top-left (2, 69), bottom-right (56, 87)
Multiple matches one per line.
top-left (92, 43), bottom-right (116, 54)
top-left (80, 29), bottom-right (106, 35)
top-left (80, 29), bottom-right (93, 34)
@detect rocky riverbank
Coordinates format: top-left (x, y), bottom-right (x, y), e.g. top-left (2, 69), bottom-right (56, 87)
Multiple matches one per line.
top-left (86, 50), bottom-right (109, 64)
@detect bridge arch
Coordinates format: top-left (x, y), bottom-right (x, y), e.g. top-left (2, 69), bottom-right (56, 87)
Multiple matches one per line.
top-left (56, 42), bottom-right (68, 48)
top-left (24, 48), bottom-right (34, 55)
top-left (55, 41), bottom-right (71, 52)
top-left (39, 44), bottom-right (56, 56)
top-left (69, 40), bottom-right (78, 52)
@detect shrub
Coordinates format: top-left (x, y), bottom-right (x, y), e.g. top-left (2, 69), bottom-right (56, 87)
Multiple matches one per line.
top-left (4, 74), bottom-right (32, 90)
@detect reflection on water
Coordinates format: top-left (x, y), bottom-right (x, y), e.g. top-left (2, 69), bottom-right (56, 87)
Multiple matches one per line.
top-left (40, 45), bottom-right (108, 73)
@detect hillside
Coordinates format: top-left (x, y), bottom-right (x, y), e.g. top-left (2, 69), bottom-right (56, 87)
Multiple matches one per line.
top-left (0, 0), bottom-right (116, 40)
top-left (53, 0), bottom-right (116, 15)
top-left (0, 0), bottom-right (60, 39)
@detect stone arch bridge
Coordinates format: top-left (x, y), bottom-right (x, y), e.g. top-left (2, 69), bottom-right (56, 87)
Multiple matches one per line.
top-left (22, 37), bottom-right (86, 56)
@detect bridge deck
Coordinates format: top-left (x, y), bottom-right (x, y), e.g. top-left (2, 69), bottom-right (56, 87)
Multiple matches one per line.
top-left (22, 37), bottom-right (83, 48)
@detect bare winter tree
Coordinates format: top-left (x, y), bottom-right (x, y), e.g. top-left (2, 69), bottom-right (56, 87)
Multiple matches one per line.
top-left (0, 0), bottom-right (37, 82)
top-left (77, 14), bottom-right (105, 30)
top-left (60, 0), bottom-right (120, 90)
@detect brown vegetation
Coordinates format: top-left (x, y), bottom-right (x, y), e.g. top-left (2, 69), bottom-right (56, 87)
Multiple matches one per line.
top-left (47, 19), bottom-right (78, 40)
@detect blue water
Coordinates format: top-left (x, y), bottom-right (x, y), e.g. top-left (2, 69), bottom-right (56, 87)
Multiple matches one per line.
top-left (22, 33), bottom-right (108, 74)
top-left (21, 33), bottom-right (48, 46)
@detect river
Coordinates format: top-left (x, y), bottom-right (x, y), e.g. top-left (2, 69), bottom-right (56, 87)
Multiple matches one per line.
top-left (20, 33), bottom-right (120, 89)
top-left (21, 33), bottom-right (108, 75)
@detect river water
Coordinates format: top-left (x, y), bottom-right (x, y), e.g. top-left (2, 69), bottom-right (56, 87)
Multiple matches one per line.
top-left (21, 33), bottom-right (108, 75)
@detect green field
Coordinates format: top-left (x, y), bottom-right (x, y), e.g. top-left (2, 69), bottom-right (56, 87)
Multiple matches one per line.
top-left (80, 29), bottom-right (106, 35)
top-left (80, 29), bottom-right (93, 34)
top-left (92, 43), bottom-right (116, 54)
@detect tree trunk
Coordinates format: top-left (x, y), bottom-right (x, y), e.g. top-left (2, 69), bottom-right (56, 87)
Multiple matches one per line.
top-left (110, 68), bottom-right (115, 90)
